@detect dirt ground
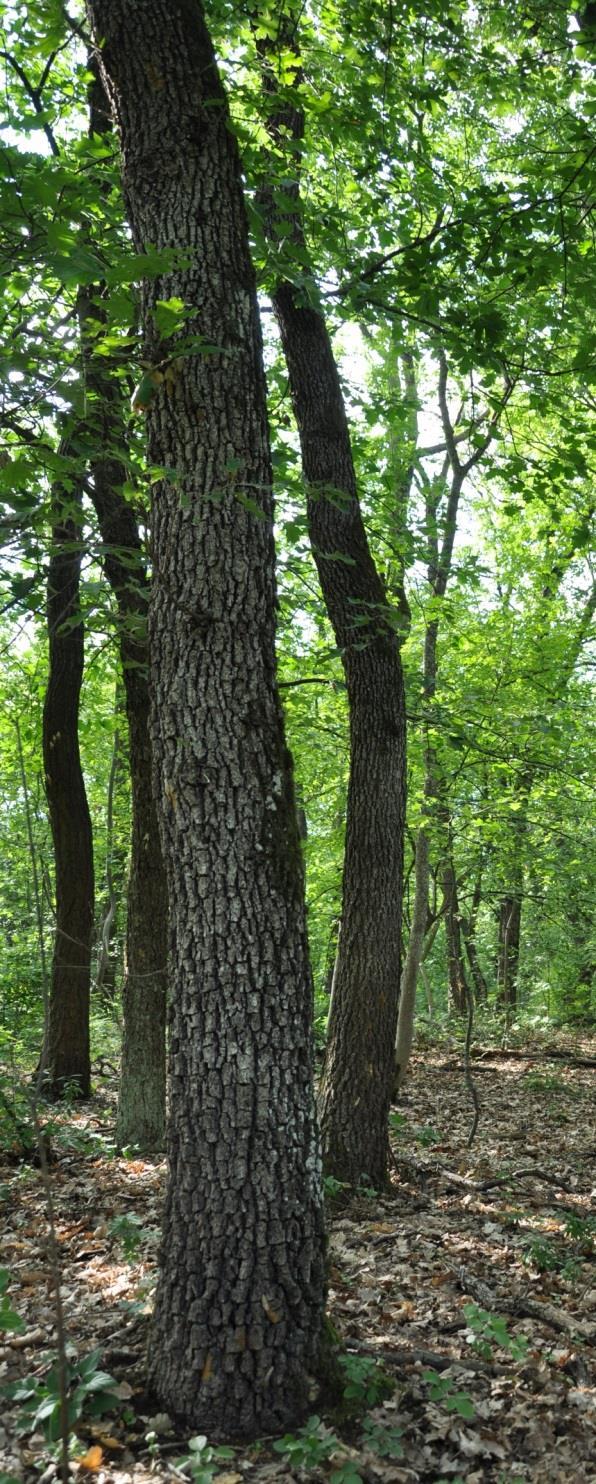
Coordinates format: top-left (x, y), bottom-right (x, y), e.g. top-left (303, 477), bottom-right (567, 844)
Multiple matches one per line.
top-left (1, 1037), bottom-right (594, 1483)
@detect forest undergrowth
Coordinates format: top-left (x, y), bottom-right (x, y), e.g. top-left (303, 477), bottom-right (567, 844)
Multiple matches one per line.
top-left (1, 1038), bottom-right (594, 1484)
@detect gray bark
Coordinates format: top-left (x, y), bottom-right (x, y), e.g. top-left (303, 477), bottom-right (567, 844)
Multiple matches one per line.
top-left (87, 0), bottom-right (325, 1437)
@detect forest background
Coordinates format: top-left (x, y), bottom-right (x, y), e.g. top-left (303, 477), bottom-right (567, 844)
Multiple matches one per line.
top-left (0, 0), bottom-right (595, 1478)
top-left (1, 0), bottom-right (593, 1081)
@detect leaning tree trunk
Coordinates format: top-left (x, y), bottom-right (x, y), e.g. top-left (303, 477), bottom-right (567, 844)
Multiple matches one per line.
top-left (40, 449), bottom-right (93, 1097)
top-left (87, 0), bottom-right (326, 1438)
top-left (80, 63), bottom-right (168, 1149)
top-left (255, 27), bottom-right (406, 1189)
top-left (272, 302), bottom-right (406, 1193)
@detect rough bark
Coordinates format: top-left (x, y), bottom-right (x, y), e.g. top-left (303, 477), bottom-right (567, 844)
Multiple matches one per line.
top-left (86, 0), bottom-right (325, 1437)
top-left (256, 25), bottom-right (407, 1189)
top-left (79, 64), bottom-right (168, 1151)
top-left (40, 445), bottom-right (93, 1097)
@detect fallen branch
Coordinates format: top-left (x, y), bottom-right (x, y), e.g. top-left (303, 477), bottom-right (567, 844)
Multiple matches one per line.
top-left (456, 1266), bottom-right (596, 1345)
top-left (442, 1166), bottom-right (584, 1197)
top-left (346, 1337), bottom-right (509, 1375)
top-left (469, 1048), bottom-right (596, 1069)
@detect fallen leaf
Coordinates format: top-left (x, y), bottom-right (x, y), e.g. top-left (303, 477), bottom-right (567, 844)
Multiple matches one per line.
top-left (77, 1445), bottom-right (103, 1471)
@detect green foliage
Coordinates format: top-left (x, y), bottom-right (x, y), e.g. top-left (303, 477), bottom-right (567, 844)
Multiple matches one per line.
top-left (422, 1369), bottom-right (475, 1420)
top-left (523, 1237), bottom-right (560, 1274)
top-left (108, 1212), bottom-right (155, 1261)
top-left (523, 1071), bottom-right (570, 1095)
top-left (3, 1349), bottom-right (121, 1443)
top-left (338, 1354), bottom-right (394, 1409)
top-left (360, 1414), bottom-right (403, 1459)
top-left (175, 1434), bottom-right (235, 1483)
top-left (463, 1304), bottom-right (528, 1362)
top-left (323, 1173), bottom-right (349, 1199)
top-left (0, 1270), bottom-right (25, 1334)
top-left (272, 1414), bottom-right (338, 1470)
top-left (389, 1111), bottom-right (440, 1148)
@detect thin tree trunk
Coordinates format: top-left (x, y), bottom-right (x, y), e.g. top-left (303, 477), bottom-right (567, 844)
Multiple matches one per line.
top-left (442, 851), bottom-right (469, 1017)
top-left (461, 915), bottom-right (489, 1003)
top-left (394, 829), bottom-right (429, 1091)
top-left (87, 0), bottom-right (325, 1437)
top-left (77, 60), bottom-right (168, 1150)
top-left (40, 443), bottom-right (93, 1097)
top-left (496, 884), bottom-right (522, 1010)
top-left (79, 306), bottom-right (169, 1149)
top-left (94, 722), bottom-right (121, 1001)
top-left (256, 20), bottom-right (407, 1189)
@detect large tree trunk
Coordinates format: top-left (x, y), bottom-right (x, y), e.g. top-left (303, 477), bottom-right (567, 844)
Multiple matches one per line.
top-left (256, 27), bottom-right (407, 1190)
top-left (40, 449), bottom-right (93, 1097)
top-left (79, 64), bottom-right (168, 1149)
top-left (87, 0), bottom-right (325, 1438)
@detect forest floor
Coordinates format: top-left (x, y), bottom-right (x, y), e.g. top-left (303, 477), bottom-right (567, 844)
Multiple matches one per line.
top-left (1, 1035), bottom-right (595, 1484)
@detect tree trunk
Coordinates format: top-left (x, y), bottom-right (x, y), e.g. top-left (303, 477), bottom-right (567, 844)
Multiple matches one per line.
top-left (87, 0), bottom-right (325, 1438)
top-left (40, 445), bottom-right (93, 1097)
top-left (394, 829), bottom-right (429, 1092)
top-left (496, 888), bottom-right (522, 1010)
top-left (442, 854), bottom-right (469, 1017)
top-left (79, 290), bottom-right (168, 1151)
top-left (461, 915), bottom-right (489, 1003)
top-left (255, 26), bottom-right (407, 1189)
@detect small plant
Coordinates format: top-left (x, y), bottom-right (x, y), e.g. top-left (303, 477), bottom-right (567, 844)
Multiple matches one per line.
top-left (355, 1181), bottom-right (379, 1200)
top-left (3, 1348), bottom-right (122, 1443)
top-left (109, 1212), bottom-right (153, 1260)
top-left (560, 1258), bottom-right (582, 1285)
top-left (422, 1369), bottom-right (475, 1419)
top-left (388, 1112), bottom-right (440, 1147)
top-left (330, 1461), bottom-right (364, 1483)
top-left (523, 1236), bottom-right (559, 1273)
top-left (414, 1124), bottom-right (440, 1148)
top-left (523, 1070), bottom-right (567, 1095)
top-left (56, 1125), bottom-right (116, 1158)
top-left (339, 1353), bottom-right (393, 1409)
top-left (323, 1174), bottom-right (349, 1199)
top-left (145, 1429), bottom-right (161, 1460)
top-left (502, 1205), bottom-right (526, 1230)
top-left (176, 1434), bottom-right (235, 1483)
top-left (564, 1213), bottom-right (595, 1249)
top-left (463, 1304), bottom-right (528, 1362)
top-left (361, 1414), bottom-right (403, 1459)
top-left (272, 1414), bottom-right (339, 1471)
top-left (0, 1270), bottom-right (25, 1334)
